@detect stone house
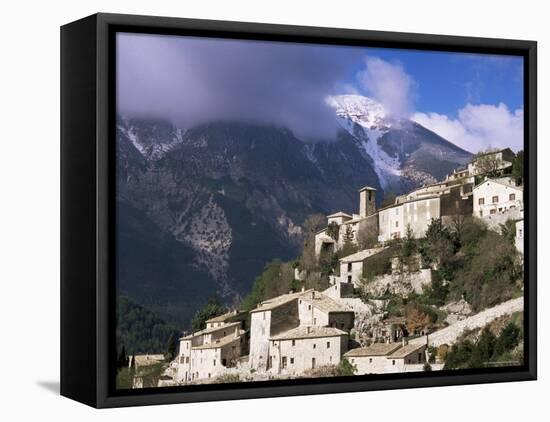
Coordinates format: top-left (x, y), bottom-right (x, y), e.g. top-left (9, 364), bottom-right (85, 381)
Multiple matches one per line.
top-left (344, 341), bottom-right (427, 374)
top-left (315, 186), bottom-right (378, 257)
top-left (472, 177), bottom-right (523, 225)
top-left (298, 290), bottom-right (355, 330)
top-left (371, 316), bottom-right (408, 343)
top-left (248, 290), bottom-right (306, 370)
top-left (467, 148), bottom-right (515, 176)
top-left (338, 247), bottom-right (386, 286)
top-left (176, 321), bottom-right (245, 383)
top-left (249, 289), bottom-right (354, 372)
top-left (268, 326), bottom-right (349, 375)
top-left (378, 195), bottom-right (441, 242)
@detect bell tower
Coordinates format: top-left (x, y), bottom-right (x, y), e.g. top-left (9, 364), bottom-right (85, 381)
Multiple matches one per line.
top-left (359, 186), bottom-right (376, 218)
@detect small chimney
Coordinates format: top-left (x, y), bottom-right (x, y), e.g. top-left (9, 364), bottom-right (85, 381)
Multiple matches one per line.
top-left (234, 326), bottom-right (239, 339)
top-left (402, 337), bottom-right (406, 348)
top-left (301, 286), bottom-right (305, 292)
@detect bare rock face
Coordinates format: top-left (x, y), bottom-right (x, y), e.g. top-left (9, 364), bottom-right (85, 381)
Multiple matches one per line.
top-left (442, 298), bottom-right (473, 324)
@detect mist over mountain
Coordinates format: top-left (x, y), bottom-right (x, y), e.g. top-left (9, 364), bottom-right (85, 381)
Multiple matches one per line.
top-left (116, 95), bottom-right (471, 328)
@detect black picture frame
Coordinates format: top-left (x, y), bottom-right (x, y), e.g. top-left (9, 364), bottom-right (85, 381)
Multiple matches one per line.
top-left (60, 12), bottom-right (537, 408)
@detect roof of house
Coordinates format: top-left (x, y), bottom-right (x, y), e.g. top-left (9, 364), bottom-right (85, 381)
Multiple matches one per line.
top-left (344, 343), bottom-right (401, 357)
top-left (376, 194), bottom-right (441, 213)
top-left (359, 186), bottom-right (377, 192)
top-left (179, 321), bottom-right (241, 340)
top-left (300, 292), bottom-right (352, 313)
top-left (474, 177), bottom-right (523, 191)
top-left (339, 247), bottom-right (386, 263)
top-left (191, 331), bottom-right (245, 350)
top-left (472, 148), bottom-right (513, 159)
top-left (205, 310), bottom-right (242, 324)
top-left (250, 289), bottom-right (314, 313)
top-left (269, 325), bottom-right (347, 341)
top-left (326, 211), bottom-right (353, 219)
top-left (388, 343), bottom-right (425, 358)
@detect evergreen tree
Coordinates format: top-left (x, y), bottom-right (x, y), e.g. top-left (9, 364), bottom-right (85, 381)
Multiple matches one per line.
top-left (512, 150), bottom-right (524, 185)
top-left (165, 333), bottom-right (177, 361)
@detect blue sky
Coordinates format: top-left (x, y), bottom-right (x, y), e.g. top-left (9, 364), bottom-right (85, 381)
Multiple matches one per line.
top-left (344, 47), bottom-right (524, 118)
top-left (118, 33), bottom-right (524, 152)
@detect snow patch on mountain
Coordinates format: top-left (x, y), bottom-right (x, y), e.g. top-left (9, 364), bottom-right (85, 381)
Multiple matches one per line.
top-left (117, 123), bottom-right (185, 161)
top-left (326, 95), bottom-right (401, 188)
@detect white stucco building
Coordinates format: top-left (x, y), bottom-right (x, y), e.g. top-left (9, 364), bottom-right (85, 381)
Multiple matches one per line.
top-left (344, 342), bottom-right (427, 374)
top-left (378, 195), bottom-right (441, 242)
top-left (473, 178), bottom-right (523, 226)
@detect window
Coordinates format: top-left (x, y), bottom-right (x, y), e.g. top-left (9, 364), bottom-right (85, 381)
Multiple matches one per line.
top-left (313, 343), bottom-right (316, 349)
top-left (292, 339), bottom-right (296, 347)
top-left (490, 209), bottom-right (497, 215)
top-left (392, 360), bottom-right (396, 365)
top-left (329, 356), bottom-right (332, 363)
top-left (509, 193), bottom-right (516, 201)
top-left (347, 275), bottom-right (352, 283)
top-left (326, 341), bottom-right (330, 349)
top-left (369, 358), bottom-right (372, 363)
top-left (312, 358), bottom-right (316, 369)
top-left (347, 263), bottom-right (352, 272)
top-left (479, 210), bottom-right (483, 217)
top-left (282, 356), bottom-right (287, 368)
top-left (395, 221), bottom-right (399, 228)
top-left (368, 191), bottom-right (372, 201)
top-left (263, 312), bottom-right (266, 320)
top-left (478, 197), bottom-right (485, 205)
top-left (222, 358), bottom-right (227, 366)
top-left (186, 356), bottom-right (189, 364)
top-left (313, 318), bottom-right (317, 325)
top-left (492, 195), bottom-right (499, 203)
top-left (290, 357), bottom-right (294, 364)
top-left (208, 373), bottom-right (211, 378)
top-left (519, 229), bottom-right (523, 237)
top-left (213, 359), bottom-right (216, 366)
top-left (308, 305), bottom-right (311, 310)
top-left (396, 208), bottom-right (399, 215)
top-left (351, 359), bottom-right (355, 363)
top-left (418, 353), bottom-right (422, 361)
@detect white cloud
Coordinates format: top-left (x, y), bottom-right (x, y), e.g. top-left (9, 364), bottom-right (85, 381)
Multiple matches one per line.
top-left (357, 56), bottom-right (415, 117)
top-left (412, 103), bottom-right (523, 153)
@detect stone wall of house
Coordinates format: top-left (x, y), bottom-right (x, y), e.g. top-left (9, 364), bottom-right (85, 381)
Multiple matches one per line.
top-left (269, 335), bottom-right (348, 375)
top-left (351, 345), bottom-right (426, 375)
top-left (249, 300), bottom-right (299, 370)
top-left (323, 281), bottom-right (355, 299)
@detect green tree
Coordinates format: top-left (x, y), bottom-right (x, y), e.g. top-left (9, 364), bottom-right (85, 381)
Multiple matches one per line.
top-left (338, 358), bottom-right (357, 375)
top-left (191, 296), bottom-right (227, 331)
top-left (494, 322), bottom-right (520, 358)
top-left (512, 150), bottom-right (524, 185)
top-left (326, 222), bottom-right (340, 241)
top-left (499, 219), bottom-right (516, 245)
top-left (165, 332), bottom-right (177, 361)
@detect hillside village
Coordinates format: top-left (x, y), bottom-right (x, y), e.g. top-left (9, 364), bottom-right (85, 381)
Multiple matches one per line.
top-left (122, 148), bottom-right (525, 388)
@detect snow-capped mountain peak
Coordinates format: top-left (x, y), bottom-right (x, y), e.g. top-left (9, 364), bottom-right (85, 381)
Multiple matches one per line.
top-left (326, 95), bottom-right (399, 188)
top-left (326, 94), bottom-right (390, 131)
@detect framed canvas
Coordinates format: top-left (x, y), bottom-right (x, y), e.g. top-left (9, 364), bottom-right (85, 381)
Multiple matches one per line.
top-left (60, 13), bottom-right (537, 408)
